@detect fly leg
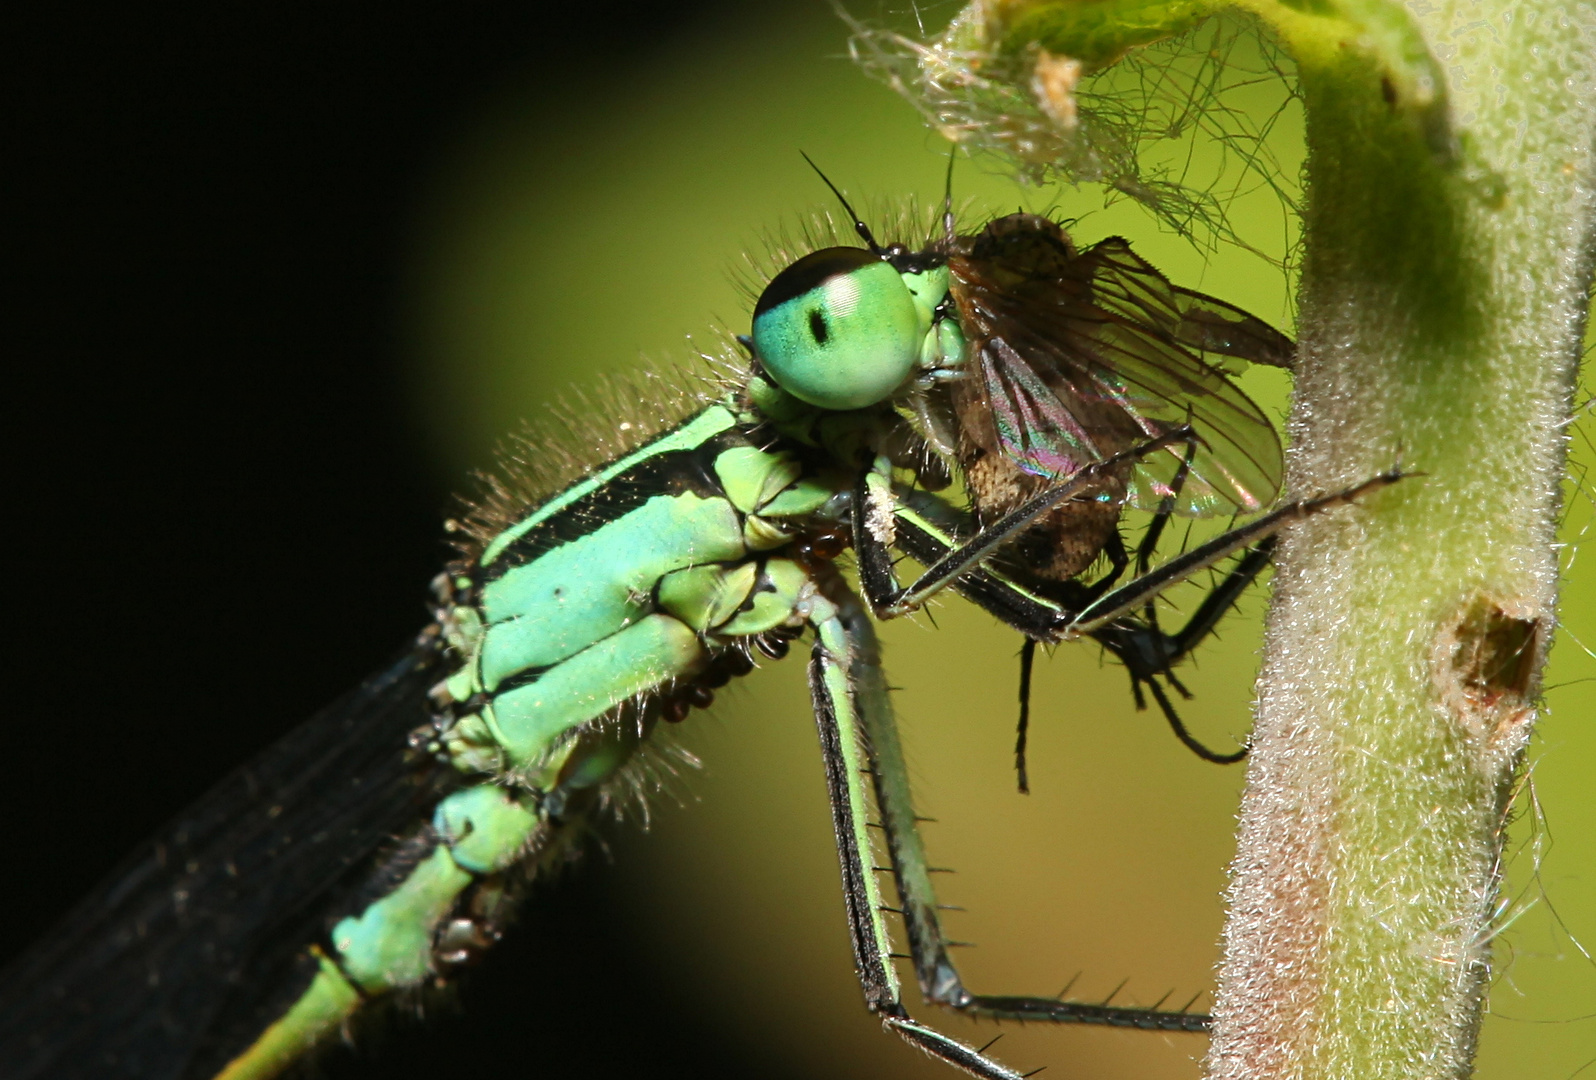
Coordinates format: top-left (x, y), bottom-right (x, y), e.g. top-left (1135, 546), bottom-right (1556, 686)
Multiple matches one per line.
top-left (1127, 429), bottom-right (1198, 595)
top-left (887, 474), bottom-right (1398, 770)
top-left (888, 485), bottom-right (1251, 776)
top-left (803, 583), bottom-right (1038, 1080)
top-left (852, 427), bottom-right (1201, 619)
top-left (805, 578), bottom-right (1212, 1038)
top-left (1067, 426), bottom-right (1199, 611)
top-left (1092, 437), bottom-right (1257, 764)
top-left (1090, 538), bottom-right (1275, 764)
top-left (1036, 471), bottom-right (1401, 753)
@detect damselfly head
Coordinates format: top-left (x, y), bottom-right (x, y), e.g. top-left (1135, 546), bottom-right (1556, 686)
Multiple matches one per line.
top-left (751, 245), bottom-right (940, 411)
top-left (745, 161), bottom-right (958, 413)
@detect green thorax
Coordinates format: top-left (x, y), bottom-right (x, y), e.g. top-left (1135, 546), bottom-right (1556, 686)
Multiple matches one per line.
top-left (431, 395), bottom-right (864, 794)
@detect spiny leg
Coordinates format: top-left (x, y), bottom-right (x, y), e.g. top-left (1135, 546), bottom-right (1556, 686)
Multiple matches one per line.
top-left (1001, 542), bottom-right (1257, 774)
top-left (1093, 537), bottom-right (1277, 764)
top-left (889, 483), bottom-right (1254, 768)
top-left (1089, 531), bottom-right (1132, 602)
top-left (1126, 432), bottom-right (1199, 637)
top-left (808, 577), bottom-right (1211, 1037)
top-left (1133, 433), bottom-right (1199, 583)
top-left (1152, 535), bottom-right (1277, 666)
top-left (804, 583), bottom-right (1037, 1080)
top-left (1063, 470), bottom-right (1404, 639)
top-left (887, 476), bottom-right (1398, 771)
top-left (1035, 437), bottom-right (1235, 769)
top-left (1053, 472), bottom-right (1404, 763)
top-left (852, 427), bottom-right (1200, 619)
top-left (1014, 638), bottom-right (1036, 795)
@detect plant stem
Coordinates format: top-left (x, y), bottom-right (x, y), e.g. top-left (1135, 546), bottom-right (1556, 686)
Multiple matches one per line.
top-left (1207, 4), bottom-right (1596, 1076)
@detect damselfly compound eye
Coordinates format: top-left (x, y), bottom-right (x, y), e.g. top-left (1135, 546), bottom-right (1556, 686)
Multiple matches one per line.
top-left (752, 246), bottom-right (920, 411)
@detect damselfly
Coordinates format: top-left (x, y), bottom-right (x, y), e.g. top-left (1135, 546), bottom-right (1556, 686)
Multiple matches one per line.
top-left (0, 189), bottom-right (1396, 1080)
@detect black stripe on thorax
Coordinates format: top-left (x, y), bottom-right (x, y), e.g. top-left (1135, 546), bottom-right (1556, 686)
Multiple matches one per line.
top-left (480, 427), bottom-right (758, 581)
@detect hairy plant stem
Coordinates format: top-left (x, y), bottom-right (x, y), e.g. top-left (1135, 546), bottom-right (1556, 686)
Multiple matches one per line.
top-left (1207, 3), bottom-right (1596, 1077)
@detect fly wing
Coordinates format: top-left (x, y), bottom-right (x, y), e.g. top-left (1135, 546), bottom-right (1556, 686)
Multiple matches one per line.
top-left (949, 222), bottom-right (1285, 516)
top-left (0, 642), bottom-right (451, 1080)
top-left (1084, 237), bottom-right (1294, 371)
top-left (954, 293), bottom-right (1194, 501)
top-left (967, 333), bottom-right (1137, 481)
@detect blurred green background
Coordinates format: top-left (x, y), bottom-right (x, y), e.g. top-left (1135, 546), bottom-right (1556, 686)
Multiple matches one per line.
top-left (400, 3), bottom-right (1595, 1078)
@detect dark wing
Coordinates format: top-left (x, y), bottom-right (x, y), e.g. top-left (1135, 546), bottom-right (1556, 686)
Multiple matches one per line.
top-left (0, 641), bottom-right (451, 1080)
top-left (1085, 238), bottom-right (1294, 372)
top-left (949, 221), bottom-right (1286, 516)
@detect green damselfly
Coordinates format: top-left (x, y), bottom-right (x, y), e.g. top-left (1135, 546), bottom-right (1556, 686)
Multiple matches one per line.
top-left (0, 186), bottom-right (1397, 1080)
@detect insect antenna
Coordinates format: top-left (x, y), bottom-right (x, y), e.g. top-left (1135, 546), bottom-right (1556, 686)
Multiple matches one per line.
top-left (799, 151), bottom-right (884, 256)
top-left (941, 142), bottom-right (957, 245)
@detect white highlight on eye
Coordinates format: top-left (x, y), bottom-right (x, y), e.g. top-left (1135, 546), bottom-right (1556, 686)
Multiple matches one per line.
top-left (821, 273), bottom-right (863, 321)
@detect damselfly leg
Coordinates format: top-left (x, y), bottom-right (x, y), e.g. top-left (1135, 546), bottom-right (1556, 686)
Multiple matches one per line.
top-left (885, 466), bottom-right (1401, 777)
top-left (852, 428), bottom-right (1201, 620)
top-left (1092, 538), bottom-right (1276, 765)
top-left (803, 578), bottom-right (1201, 1080)
top-left (1064, 472), bottom-right (1403, 638)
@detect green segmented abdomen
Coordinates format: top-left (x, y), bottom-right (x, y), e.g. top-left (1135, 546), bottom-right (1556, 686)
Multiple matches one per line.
top-left (214, 404), bottom-right (843, 1080)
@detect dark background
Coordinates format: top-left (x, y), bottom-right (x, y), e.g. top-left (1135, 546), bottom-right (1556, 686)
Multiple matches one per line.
top-left (9, 3), bottom-right (786, 1076)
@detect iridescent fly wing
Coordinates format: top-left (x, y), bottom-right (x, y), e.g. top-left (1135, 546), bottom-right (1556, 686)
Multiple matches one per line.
top-left (946, 215), bottom-right (1286, 516)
